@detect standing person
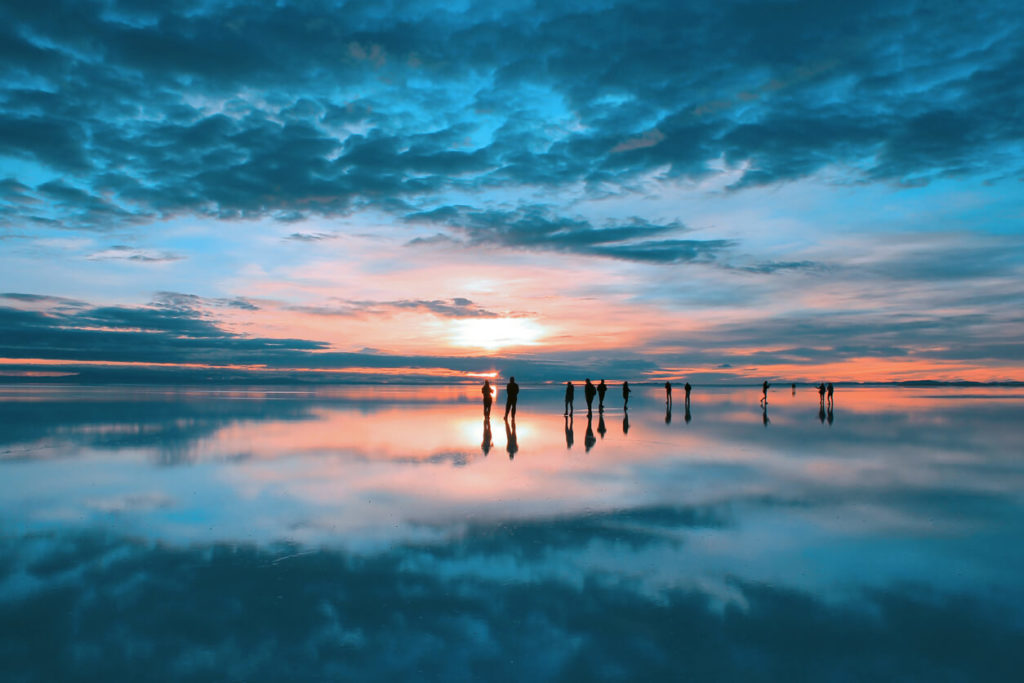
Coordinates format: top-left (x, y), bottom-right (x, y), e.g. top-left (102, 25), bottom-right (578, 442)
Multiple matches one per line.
top-left (482, 380), bottom-right (493, 418)
top-left (564, 381), bottom-right (575, 416)
top-left (817, 382), bottom-right (826, 405)
top-left (791, 383), bottom-right (796, 395)
top-left (827, 382), bottom-right (834, 408)
top-left (597, 380), bottom-right (608, 411)
top-left (584, 378), bottom-right (596, 415)
top-left (684, 382), bottom-right (692, 404)
top-left (504, 376), bottom-right (519, 421)
top-left (622, 381), bottom-right (631, 409)
top-left (665, 381), bottom-right (672, 406)
top-left (761, 380), bottom-right (770, 405)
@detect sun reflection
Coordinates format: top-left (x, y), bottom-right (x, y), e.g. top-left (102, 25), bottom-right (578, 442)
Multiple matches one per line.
top-left (450, 317), bottom-right (545, 350)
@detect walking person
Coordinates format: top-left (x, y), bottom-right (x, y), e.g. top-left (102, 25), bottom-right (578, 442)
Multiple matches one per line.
top-left (584, 378), bottom-right (596, 415)
top-left (482, 379), bottom-right (493, 419)
top-left (504, 376), bottom-right (519, 421)
top-left (564, 381), bottom-right (575, 416)
top-left (761, 380), bottom-right (770, 405)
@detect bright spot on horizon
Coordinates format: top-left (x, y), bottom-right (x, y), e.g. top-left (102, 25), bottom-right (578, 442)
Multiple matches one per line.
top-left (450, 318), bottom-right (545, 351)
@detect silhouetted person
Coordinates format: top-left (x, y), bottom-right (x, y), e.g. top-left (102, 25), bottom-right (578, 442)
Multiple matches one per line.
top-left (622, 409), bottom-right (630, 434)
top-left (762, 402), bottom-right (770, 426)
top-left (622, 381), bottom-right (631, 409)
top-left (684, 403), bottom-right (691, 423)
top-left (818, 382), bottom-right (826, 405)
top-left (584, 378), bottom-right (596, 415)
top-left (597, 412), bottom-right (606, 439)
top-left (827, 382), bottom-right (834, 408)
top-left (505, 418), bottom-right (518, 459)
top-left (482, 380), bottom-right (493, 419)
top-left (564, 414), bottom-right (574, 449)
top-left (761, 380), bottom-right (770, 405)
top-left (584, 414), bottom-right (596, 452)
top-left (665, 381), bottom-right (672, 406)
top-left (818, 402), bottom-right (826, 423)
top-left (564, 381), bottom-right (575, 415)
top-left (504, 376), bottom-right (519, 420)
top-left (792, 383), bottom-right (796, 396)
top-left (482, 418), bottom-right (493, 455)
top-left (597, 380), bottom-right (607, 411)
top-left (684, 382), bottom-right (691, 405)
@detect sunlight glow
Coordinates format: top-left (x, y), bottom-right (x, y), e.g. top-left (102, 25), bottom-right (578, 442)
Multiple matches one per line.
top-left (449, 318), bottom-right (545, 351)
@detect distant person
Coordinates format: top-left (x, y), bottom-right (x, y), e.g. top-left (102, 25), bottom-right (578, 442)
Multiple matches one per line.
top-left (584, 378), bottom-right (596, 415)
top-left (622, 411), bottom-right (630, 435)
top-left (505, 419), bottom-right (518, 459)
top-left (564, 381), bottom-right (575, 416)
top-left (761, 380), bottom-right (770, 405)
top-left (597, 412), bottom-right (606, 439)
top-left (665, 381), bottom-right (672, 406)
top-left (597, 380), bottom-right (607, 411)
top-left (481, 418), bottom-right (492, 455)
top-left (585, 414), bottom-right (596, 452)
top-left (504, 376), bottom-right (519, 420)
top-left (827, 382), bottom-right (834, 408)
top-left (817, 383), bottom-right (826, 405)
top-left (792, 383), bottom-right (796, 396)
top-left (564, 414), bottom-right (574, 450)
top-left (482, 380), bottom-right (493, 418)
top-left (684, 382), bottom-right (692, 404)
top-left (622, 381), bottom-right (631, 409)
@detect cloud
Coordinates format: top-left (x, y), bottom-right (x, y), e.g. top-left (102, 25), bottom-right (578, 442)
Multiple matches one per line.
top-left (86, 246), bottom-right (184, 263)
top-left (405, 205), bottom-right (734, 264)
top-left (0, 0), bottom-right (1019, 228)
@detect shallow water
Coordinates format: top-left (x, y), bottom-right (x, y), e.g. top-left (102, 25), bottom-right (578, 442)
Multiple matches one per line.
top-left (2, 384), bottom-right (1023, 680)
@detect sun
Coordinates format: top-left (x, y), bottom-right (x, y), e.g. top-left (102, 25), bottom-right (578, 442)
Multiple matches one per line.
top-left (450, 317), bottom-right (545, 351)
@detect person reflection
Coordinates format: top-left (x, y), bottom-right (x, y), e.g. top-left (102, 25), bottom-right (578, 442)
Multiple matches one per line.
top-left (564, 381), bottom-right (575, 416)
top-left (762, 402), bottom-right (770, 426)
top-left (505, 418), bottom-right (518, 460)
top-left (597, 411), bottom-right (606, 439)
top-left (827, 405), bottom-right (834, 426)
top-left (482, 418), bottom-right (493, 455)
top-left (665, 403), bottom-right (672, 424)
top-left (564, 414), bottom-right (574, 449)
top-left (597, 379), bottom-right (607, 412)
top-left (684, 402), bottom-right (691, 423)
top-left (584, 414), bottom-right (596, 452)
top-left (622, 409), bottom-right (630, 435)
top-left (584, 378), bottom-right (596, 416)
top-left (818, 402), bottom-right (826, 424)
top-left (504, 376), bottom-right (519, 421)
top-left (482, 380), bottom-right (494, 419)
top-left (622, 380), bottom-right (631, 409)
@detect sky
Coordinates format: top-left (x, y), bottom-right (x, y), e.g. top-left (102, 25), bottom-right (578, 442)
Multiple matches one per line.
top-left (1, 0), bottom-right (1022, 384)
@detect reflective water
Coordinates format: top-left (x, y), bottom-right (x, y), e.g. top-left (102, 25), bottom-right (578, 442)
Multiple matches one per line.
top-left (2, 384), bottom-right (1023, 680)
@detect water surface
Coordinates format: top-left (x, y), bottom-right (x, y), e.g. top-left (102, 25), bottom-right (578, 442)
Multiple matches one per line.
top-left (2, 384), bottom-right (1022, 680)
